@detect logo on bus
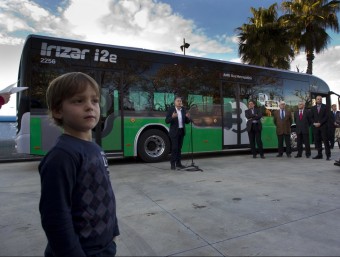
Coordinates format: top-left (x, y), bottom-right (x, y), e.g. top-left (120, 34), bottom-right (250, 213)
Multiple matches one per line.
top-left (222, 73), bottom-right (253, 81)
top-left (40, 42), bottom-right (117, 63)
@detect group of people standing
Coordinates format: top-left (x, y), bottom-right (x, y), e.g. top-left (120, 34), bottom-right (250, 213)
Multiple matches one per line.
top-left (166, 95), bottom-right (340, 171)
top-left (247, 95), bottom-right (338, 161)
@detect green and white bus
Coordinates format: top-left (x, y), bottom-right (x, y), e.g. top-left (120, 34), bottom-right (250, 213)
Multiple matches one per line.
top-left (15, 34), bottom-right (332, 162)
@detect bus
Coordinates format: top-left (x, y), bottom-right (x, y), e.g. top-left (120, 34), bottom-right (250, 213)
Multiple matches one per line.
top-left (15, 34), bottom-right (332, 162)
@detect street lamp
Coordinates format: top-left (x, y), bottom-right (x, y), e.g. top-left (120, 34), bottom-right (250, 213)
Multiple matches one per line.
top-left (180, 38), bottom-right (190, 55)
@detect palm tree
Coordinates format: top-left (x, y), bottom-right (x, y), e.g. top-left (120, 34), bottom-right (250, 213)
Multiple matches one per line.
top-left (236, 3), bottom-right (295, 69)
top-left (281, 0), bottom-right (340, 74)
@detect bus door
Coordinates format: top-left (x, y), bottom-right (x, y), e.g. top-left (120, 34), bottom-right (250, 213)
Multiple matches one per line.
top-left (98, 71), bottom-right (123, 157)
top-left (221, 81), bottom-right (250, 148)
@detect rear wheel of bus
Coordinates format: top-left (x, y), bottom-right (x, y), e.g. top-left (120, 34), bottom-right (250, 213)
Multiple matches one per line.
top-left (137, 129), bottom-right (170, 163)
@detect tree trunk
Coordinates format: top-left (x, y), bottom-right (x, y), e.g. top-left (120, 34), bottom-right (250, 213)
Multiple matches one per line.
top-left (306, 51), bottom-right (315, 74)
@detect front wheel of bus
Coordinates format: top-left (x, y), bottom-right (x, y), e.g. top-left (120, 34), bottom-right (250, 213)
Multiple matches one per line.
top-left (138, 129), bottom-right (170, 163)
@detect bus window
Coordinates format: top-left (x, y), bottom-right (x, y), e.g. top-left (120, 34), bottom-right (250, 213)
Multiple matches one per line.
top-left (153, 92), bottom-right (174, 111)
top-left (255, 76), bottom-right (283, 117)
top-left (283, 79), bottom-right (310, 111)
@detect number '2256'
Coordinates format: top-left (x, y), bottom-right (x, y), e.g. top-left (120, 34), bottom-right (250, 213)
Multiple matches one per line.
top-left (40, 58), bottom-right (56, 64)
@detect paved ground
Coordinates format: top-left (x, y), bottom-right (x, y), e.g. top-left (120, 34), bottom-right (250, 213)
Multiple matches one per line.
top-left (1, 149), bottom-right (340, 256)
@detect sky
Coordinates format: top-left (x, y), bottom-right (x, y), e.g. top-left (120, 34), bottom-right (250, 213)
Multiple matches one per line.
top-left (1, 0), bottom-right (340, 115)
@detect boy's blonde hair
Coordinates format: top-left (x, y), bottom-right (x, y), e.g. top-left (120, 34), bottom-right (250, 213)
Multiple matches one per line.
top-left (46, 72), bottom-right (100, 127)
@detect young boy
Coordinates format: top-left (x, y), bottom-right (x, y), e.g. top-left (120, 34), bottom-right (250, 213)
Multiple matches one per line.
top-left (39, 72), bottom-right (119, 256)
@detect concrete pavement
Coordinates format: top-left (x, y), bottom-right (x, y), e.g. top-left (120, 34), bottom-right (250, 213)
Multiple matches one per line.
top-left (1, 150), bottom-right (340, 256)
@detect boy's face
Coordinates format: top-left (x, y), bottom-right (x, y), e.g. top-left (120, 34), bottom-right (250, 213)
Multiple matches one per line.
top-left (53, 84), bottom-right (100, 141)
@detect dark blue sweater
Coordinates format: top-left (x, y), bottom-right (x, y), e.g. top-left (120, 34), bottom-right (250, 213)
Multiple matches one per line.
top-left (39, 134), bottom-right (119, 256)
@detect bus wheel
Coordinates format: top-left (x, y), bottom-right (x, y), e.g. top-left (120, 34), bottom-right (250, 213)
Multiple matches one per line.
top-left (138, 129), bottom-right (170, 163)
top-left (290, 129), bottom-right (297, 151)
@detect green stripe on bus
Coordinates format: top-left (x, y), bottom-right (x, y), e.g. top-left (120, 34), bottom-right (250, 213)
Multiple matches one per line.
top-left (30, 117), bottom-right (46, 155)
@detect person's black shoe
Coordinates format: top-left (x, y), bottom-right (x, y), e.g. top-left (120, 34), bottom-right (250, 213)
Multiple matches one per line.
top-left (312, 155), bottom-right (323, 159)
top-left (295, 155), bottom-right (302, 158)
top-left (253, 155), bottom-right (257, 158)
top-left (326, 156), bottom-right (331, 161)
top-left (176, 164), bottom-right (186, 169)
top-left (306, 155), bottom-right (311, 158)
top-left (276, 154), bottom-right (283, 157)
top-left (334, 162), bottom-right (340, 167)
top-left (287, 154), bottom-right (291, 158)
top-left (171, 164), bottom-right (176, 170)
top-left (260, 155), bottom-right (265, 159)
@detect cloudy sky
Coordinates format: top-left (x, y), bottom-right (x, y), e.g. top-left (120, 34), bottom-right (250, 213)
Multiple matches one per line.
top-left (1, 0), bottom-right (340, 115)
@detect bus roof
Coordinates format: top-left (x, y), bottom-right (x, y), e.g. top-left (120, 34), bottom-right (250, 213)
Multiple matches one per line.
top-left (23, 34), bottom-right (329, 89)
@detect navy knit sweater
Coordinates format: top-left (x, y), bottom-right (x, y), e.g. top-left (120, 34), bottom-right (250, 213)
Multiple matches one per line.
top-left (39, 134), bottom-right (119, 256)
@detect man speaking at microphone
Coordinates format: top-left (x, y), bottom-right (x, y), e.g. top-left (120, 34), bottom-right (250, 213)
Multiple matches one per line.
top-left (165, 96), bottom-right (191, 170)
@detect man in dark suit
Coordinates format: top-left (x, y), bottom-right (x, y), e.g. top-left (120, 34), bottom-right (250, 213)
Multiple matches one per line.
top-left (273, 101), bottom-right (293, 157)
top-left (165, 96), bottom-right (191, 170)
top-left (311, 95), bottom-right (331, 160)
top-left (245, 100), bottom-right (265, 159)
top-left (294, 101), bottom-right (311, 158)
top-left (328, 104), bottom-right (338, 149)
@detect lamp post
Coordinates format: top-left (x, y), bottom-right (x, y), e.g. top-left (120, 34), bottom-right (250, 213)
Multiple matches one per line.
top-left (180, 38), bottom-right (190, 55)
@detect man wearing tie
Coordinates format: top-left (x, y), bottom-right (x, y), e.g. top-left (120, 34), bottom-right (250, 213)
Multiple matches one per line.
top-left (311, 95), bottom-right (331, 160)
top-left (245, 100), bottom-right (265, 159)
top-left (294, 101), bottom-right (311, 158)
top-left (165, 96), bottom-right (191, 170)
top-left (328, 104), bottom-right (338, 149)
top-left (273, 101), bottom-right (293, 157)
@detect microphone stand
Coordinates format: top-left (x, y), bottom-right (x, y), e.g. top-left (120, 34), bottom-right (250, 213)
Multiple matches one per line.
top-left (180, 111), bottom-right (203, 172)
